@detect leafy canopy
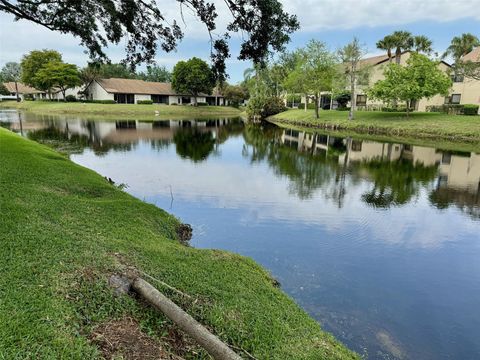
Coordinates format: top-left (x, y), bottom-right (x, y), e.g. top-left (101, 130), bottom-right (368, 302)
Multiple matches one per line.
top-left (34, 61), bottom-right (82, 95)
top-left (172, 57), bottom-right (215, 101)
top-left (20, 50), bottom-right (62, 88)
top-left (1, 62), bottom-right (21, 82)
top-left (0, 0), bottom-right (299, 80)
top-left (368, 53), bottom-right (452, 111)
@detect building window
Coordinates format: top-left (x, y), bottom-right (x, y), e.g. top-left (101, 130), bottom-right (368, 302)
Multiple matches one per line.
top-left (151, 95), bottom-right (169, 104)
top-left (181, 96), bottom-right (191, 104)
top-left (356, 94), bottom-right (367, 106)
top-left (114, 93), bottom-right (134, 104)
top-left (451, 94), bottom-right (461, 104)
top-left (451, 74), bottom-right (464, 83)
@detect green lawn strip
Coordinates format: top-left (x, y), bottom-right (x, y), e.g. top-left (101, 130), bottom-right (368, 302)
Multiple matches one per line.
top-left (270, 109), bottom-right (480, 143)
top-left (0, 101), bottom-right (242, 118)
top-left (0, 128), bottom-right (357, 359)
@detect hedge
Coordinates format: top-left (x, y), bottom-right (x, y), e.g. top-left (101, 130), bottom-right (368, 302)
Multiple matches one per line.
top-left (137, 100), bottom-right (153, 105)
top-left (463, 104), bottom-right (479, 116)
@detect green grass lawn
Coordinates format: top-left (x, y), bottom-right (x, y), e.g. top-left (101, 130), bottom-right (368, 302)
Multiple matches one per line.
top-left (0, 127), bottom-right (357, 359)
top-left (270, 109), bottom-right (480, 143)
top-left (0, 100), bottom-right (242, 118)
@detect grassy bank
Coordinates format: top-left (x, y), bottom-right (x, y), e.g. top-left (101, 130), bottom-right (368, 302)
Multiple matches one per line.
top-left (270, 109), bottom-right (480, 143)
top-left (0, 128), bottom-right (357, 359)
top-left (0, 100), bottom-right (242, 118)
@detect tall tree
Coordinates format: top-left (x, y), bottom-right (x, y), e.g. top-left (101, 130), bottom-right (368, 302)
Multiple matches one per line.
top-left (389, 31), bottom-right (414, 64)
top-left (172, 57), bottom-right (215, 106)
top-left (368, 53), bottom-right (452, 116)
top-left (1, 62), bottom-right (21, 101)
top-left (137, 64), bottom-right (171, 82)
top-left (34, 62), bottom-right (82, 100)
top-left (20, 50), bottom-right (62, 89)
top-left (413, 35), bottom-right (433, 54)
top-left (376, 35), bottom-right (395, 62)
top-left (442, 33), bottom-right (480, 61)
top-left (0, 1), bottom-right (299, 79)
top-left (339, 38), bottom-right (368, 120)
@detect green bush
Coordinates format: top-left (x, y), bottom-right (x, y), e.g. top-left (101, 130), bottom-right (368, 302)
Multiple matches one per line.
top-left (170, 103), bottom-right (178, 106)
top-left (197, 102), bottom-right (208, 106)
top-left (307, 103), bottom-right (316, 110)
top-left (381, 107), bottom-right (408, 112)
top-left (426, 104), bottom-right (464, 114)
top-left (337, 107), bottom-right (351, 111)
top-left (298, 103), bottom-right (305, 109)
top-left (137, 100), bottom-right (153, 105)
top-left (463, 104), bottom-right (479, 115)
top-left (65, 95), bottom-right (77, 102)
top-left (79, 99), bottom-right (117, 104)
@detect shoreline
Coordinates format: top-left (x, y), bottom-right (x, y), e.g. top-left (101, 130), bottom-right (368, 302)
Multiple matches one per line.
top-left (269, 109), bottom-right (480, 145)
top-left (0, 101), bottom-right (242, 118)
top-left (0, 127), bottom-right (357, 359)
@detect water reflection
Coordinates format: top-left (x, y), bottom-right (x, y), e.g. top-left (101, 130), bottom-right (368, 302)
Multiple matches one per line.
top-left (1, 111), bottom-right (480, 359)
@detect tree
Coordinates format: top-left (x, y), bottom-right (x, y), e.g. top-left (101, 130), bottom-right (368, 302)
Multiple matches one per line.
top-left (389, 31), bottom-right (414, 64)
top-left (34, 62), bottom-right (82, 99)
top-left (443, 33), bottom-right (480, 81)
top-left (338, 38), bottom-right (368, 120)
top-left (223, 84), bottom-right (249, 107)
top-left (1, 62), bottom-right (21, 101)
top-left (413, 35), bottom-right (433, 54)
top-left (368, 53), bottom-right (452, 116)
top-left (376, 35), bottom-right (395, 62)
top-left (96, 63), bottom-right (136, 79)
top-left (137, 64), bottom-right (171, 82)
top-left (0, 1), bottom-right (299, 79)
top-left (443, 33), bottom-right (480, 61)
top-left (172, 57), bottom-right (215, 106)
top-left (21, 50), bottom-right (62, 89)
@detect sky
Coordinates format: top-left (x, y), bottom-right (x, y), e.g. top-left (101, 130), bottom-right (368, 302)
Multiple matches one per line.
top-left (0, 0), bottom-right (479, 83)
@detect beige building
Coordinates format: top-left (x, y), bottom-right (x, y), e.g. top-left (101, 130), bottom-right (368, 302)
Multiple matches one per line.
top-left (84, 78), bottom-right (226, 105)
top-left (356, 48), bottom-right (480, 113)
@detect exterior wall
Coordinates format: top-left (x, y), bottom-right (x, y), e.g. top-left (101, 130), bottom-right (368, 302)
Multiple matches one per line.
top-left (134, 94), bottom-right (152, 103)
top-left (86, 81), bottom-right (114, 101)
top-left (169, 95), bottom-right (181, 105)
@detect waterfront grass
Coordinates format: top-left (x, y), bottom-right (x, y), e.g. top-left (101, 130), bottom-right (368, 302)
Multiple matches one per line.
top-left (270, 109), bottom-right (480, 143)
top-left (0, 127), bottom-right (357, 359)
top-left (0, 100), bottom-right (241, 117)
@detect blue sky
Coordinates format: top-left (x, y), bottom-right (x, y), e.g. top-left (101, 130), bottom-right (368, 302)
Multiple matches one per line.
top-left (0, 0), bottom-right (479, 83)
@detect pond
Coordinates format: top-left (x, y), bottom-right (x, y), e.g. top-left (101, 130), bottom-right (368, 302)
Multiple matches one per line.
top-left (1, 110), bottom-right (479, 360)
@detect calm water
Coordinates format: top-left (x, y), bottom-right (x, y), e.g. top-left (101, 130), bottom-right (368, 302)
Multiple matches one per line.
top-left (2, 110), bottom-right (480, 360)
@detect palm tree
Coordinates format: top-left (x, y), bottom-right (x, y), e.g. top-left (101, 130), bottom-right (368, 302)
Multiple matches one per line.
top-left (376, 35), bottom-right (395, 62)
top-left (390, 31), bottom-right (414, 64)
top-left (443, 33), bottom-right (480, 61)
top-left (413, 35), bottom-right (433, 55)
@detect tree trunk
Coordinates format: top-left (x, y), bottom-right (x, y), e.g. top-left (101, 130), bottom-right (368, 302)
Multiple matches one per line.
top-left (406, 99), bottom-right (410, 117)
top-left (62, 88), bottom-right (66, 101)
top-left (304, 94), bottom-right (307, 112)
top-left (314, 93), bottom-right (319, 119)
top-left (349, 68), bottom-right (356, 120)
top-left (194, 95), bottom-right (198, 106)
top-left (330, 88), bottom-right (334, 110)
top-left (14, 81), bottom-right (20, 102)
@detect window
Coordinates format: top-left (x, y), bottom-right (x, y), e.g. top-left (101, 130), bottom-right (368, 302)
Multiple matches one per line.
top-left (181, 96), bottom-right (191, 104)
top-left (114, 93), bottom-right (134, 104)
top-left (356, 94), bottom-right (367, 106)
top-left (451, 94), bottom-right (461, 104)
top-left (451, 74), bottom-right (464, 83)
top-left (151, 95), bottom-right (169, 104)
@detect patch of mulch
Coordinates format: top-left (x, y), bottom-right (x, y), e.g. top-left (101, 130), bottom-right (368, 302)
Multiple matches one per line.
top-left (90, 317), bottom-right (173, 360)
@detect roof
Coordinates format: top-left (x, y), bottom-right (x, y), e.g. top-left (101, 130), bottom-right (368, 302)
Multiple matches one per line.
top-left (462, 47), bottom-right (480, 62)
top-left (95, 78), bottom-right (222, 97)
top-left (358, 53), bottom-right (392, 67)
top-left (3, 82), bottom-right (43, 94)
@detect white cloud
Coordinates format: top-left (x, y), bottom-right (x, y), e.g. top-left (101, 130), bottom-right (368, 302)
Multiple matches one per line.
top-left (283, 0), bottom-right (480, 31)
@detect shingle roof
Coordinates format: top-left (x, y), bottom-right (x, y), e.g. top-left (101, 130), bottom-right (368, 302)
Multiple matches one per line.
top-left (3, 82), bottom-right (43, 94)
top-left (358, 53), bottom-right (392, 67)
top-left (462, 47), bottom-right (480, 62)
top-left (96, 78), bottom-right (221, 97)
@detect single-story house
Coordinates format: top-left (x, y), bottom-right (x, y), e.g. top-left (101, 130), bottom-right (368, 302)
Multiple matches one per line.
top-left (2, 82), bottom-right (84, 101)
top-left (84, 78), bottom-right (227, 105)
top-left (2, 82), bottom-right (46, 100)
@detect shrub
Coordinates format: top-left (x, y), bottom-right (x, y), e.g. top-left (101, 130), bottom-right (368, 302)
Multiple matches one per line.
top-left (463, 104), bottom-right (479, 115)
top-left (381, 107), bottom-right (408, 112)
top-left (337, 107), bottom-right (351, 111)
top-left (426, 104), bottom-right (464, 114)
top-left (65, 95), bottom-right (77, 102)
top-left (197, 102), bottom-right (208, 106)
top-left (261, 97), bottom-right (287, 118)
top-left (298, 103), bottom-right (305, 109)
top-left (307, 103), bottom-right (316, 110)
top-left (170, 103), bottom-right (178, 106)
top-left (137, 100), bottom-right (153, 105)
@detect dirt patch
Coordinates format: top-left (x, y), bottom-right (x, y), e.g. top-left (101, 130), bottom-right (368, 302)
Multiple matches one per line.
top-left (90, 317), bottom-right (173, 360)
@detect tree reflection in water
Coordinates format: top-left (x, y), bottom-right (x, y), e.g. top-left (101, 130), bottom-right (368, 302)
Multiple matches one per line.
top-left (173, 127), bottom-right (216, 162)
